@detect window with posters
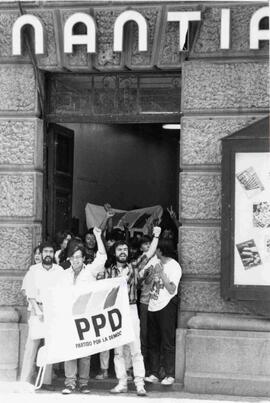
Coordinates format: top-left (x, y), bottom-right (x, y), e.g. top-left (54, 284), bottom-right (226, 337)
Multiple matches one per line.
top-left (221, 116), bottom-right (270, 302)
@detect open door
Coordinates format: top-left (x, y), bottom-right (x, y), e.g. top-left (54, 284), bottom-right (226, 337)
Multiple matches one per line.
top-left (44, 123), bottom-right (74, 241)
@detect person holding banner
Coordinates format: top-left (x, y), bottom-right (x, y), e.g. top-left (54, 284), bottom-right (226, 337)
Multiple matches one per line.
top-left (20, 242), bottom-right (65, 384)
top-left (97, 226), bottom-right (161, 396)
top-left (62, 227), bottom-right (107, 394)
top-left (137, 248), bottom-right (159, 374)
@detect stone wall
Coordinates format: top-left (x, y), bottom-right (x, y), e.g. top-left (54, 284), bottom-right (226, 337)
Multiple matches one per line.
top-left (177, 1), bottom-right (269, 324)
top-left (0, 62), bottom-right (42, 379)
top-left (179, 62), bottom-right (268, 321)
top-left (179, 66), bottom-right (269, 319)
top-left (179, 4), bottom-right (269, 396)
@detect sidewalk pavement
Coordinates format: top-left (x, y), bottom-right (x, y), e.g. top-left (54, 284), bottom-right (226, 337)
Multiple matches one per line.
top-left (0, 384), bottom-right (269, 403)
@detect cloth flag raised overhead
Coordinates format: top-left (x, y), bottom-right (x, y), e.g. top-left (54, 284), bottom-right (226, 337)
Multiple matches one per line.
top-left (85, 202), bottom-right (163, 236)
top-left (41, 277), bottom-right (134, 365)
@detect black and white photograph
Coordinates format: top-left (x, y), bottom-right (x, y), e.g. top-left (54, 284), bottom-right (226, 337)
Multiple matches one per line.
top-left (253, 201), bottom-right (270, 228)
top-left (236, 239), bottom-right (262, 269)
top-left (0, 0), bottom-right (269, 402)
top-left (236, 166), bottom-right (265, 198)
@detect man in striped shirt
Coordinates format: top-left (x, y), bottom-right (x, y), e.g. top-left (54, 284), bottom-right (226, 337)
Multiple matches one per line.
top-left (96, 226), bottom-right (161, 396)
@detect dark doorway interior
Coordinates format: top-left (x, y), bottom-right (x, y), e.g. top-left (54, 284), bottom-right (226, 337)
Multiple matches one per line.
top-left (45, 123), bottom-right (179, 238)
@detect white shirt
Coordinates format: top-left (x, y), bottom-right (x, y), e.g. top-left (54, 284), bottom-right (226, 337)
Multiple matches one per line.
top-left (64, 251), bottom-right (107, 286)
top-left (64, 264), bottom-right (95, 286)
top-left (85, 251), bottom-right (107, 280)
top-left (22, 263), bottom-right (65, 303)
top-left (139, 255), bottom-right (159, 305)
top-left (148, 258), bottom-right (182, 312)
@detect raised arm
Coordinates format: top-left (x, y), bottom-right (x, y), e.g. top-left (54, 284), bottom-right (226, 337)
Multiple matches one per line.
top-left (86, 227), bottom-right (107, 279)
top-left (144, 226), bottom-right (161, 260)
top-left (93, 226), bottom-right (107, 255)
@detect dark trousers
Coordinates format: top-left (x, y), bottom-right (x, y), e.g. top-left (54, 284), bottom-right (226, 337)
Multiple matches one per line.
top-left (147, 297), bottom-right (177, 378)
top-left (139, 303), bottom-right (149, 371)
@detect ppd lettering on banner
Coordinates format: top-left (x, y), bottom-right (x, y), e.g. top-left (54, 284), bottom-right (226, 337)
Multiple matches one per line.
top-left (41, 277), bottom-right (134, 365)
top-left (75, 308), bottom-right (122, 340)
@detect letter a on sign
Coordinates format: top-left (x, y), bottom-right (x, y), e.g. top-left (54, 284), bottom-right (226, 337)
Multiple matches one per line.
top-left (250, 7), bottom-right (270, 49)
top-left (64, 12), bottom-right (96, 53)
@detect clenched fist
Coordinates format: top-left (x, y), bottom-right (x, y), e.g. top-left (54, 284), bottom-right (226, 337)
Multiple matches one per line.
top-left (153, 226), bottom-right (161, 238)
top-left (93, 227), bottom-right (102, 237)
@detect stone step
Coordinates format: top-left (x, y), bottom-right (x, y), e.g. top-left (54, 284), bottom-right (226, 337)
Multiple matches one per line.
top-left (42, 377), bottom-right (183, 393)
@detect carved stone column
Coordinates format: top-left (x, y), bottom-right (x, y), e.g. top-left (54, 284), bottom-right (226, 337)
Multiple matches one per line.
top-left (0, 62), bottom-right (43, 380)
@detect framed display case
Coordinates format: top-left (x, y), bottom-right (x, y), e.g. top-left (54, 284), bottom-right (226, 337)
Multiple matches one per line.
top-left (221, 116), bottom-right (270, 301)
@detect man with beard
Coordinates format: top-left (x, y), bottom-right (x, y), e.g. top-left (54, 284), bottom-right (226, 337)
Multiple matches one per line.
top-left (20, 242), bottom-right (65, 384)
top-left (96, 226), bottom-right (161, 397)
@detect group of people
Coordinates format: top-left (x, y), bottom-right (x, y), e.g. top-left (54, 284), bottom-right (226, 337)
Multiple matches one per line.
top-left (20, 206), bottom-right (182, 397)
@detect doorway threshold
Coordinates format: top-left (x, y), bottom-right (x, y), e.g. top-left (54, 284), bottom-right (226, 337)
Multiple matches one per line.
top-left (42, 377), bottom-right (184, 393)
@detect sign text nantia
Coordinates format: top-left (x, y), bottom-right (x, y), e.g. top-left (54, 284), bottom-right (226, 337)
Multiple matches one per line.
top-left (12, 7), bottom-right (270, 55)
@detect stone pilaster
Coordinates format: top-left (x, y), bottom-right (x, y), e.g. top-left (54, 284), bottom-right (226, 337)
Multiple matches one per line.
top-left (0, 63), bottom-right (43, 380)
top-left (179, 23), bottom-right (269, 395)
top-left (179, 61), bottom-right (269, 318)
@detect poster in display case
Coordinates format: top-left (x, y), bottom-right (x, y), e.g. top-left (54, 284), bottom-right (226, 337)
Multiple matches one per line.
top-left (221, 117), bottom-right (270, 301)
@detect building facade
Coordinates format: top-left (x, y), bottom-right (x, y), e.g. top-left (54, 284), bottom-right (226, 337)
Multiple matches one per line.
top-left (0, 0), bottom-right (269, 397)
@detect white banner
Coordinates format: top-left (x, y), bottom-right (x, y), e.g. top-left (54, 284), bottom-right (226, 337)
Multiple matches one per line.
top-left (41, 277), bottom-right (134, 365)
top-left (85, 203), bottom-right (163, 235)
